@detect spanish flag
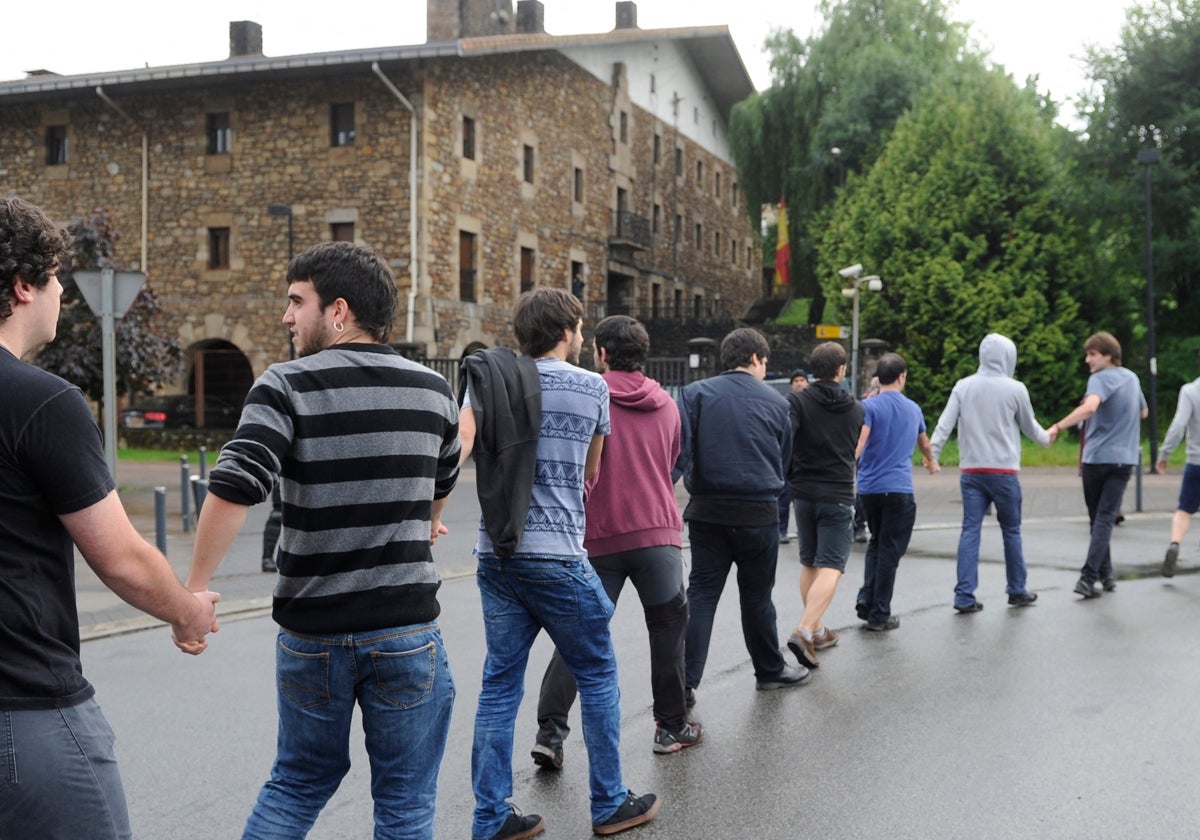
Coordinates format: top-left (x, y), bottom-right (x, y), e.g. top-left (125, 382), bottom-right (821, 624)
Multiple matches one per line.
top-left (775, 198), bottom-right (790, 288)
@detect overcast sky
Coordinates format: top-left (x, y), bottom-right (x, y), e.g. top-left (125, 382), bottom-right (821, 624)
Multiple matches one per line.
top-left (3, 0), bottom-right (1134, 126)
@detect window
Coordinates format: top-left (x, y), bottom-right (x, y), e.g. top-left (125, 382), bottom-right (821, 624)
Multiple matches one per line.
top-left (520, 247), bottom-right (535, 293)
top-left (694, 223), bottom-right (702, 250)
top-left (696, 160), bottom-right (704, 185)
top-left (573, 167), bottom-right (584, 203)
top-left (331, 222), bottom-right (355, 242)
top-left (331, 103), bottom-right (355, 147)
top-left (653, 133), bottom-right (661, 164)
top-left (674, 289), bottom-right (682, 319)
top-left (619, 111), bottom-right (628, 144)
top-left (45, 125), bottom-right (67, 165)
top-left (694, 294), bottom-right (703, 320)
top-left (715, 172), bottom-right (721, 199)
top-left (652, 203), bottom-right (661, 235)
top-left (732, 181), bottom-right (739, 207)
top-left (651, 283), bottom-right (661, 319)
top-left (206, 113), bottom-right (231, 155)
top-left (674, 148), bottom-right (682, 177)
top-left (523, 144), bottom-right (535, 184)
top-left (674, 213), bottom-right (682, 244)
top-left (462, 115), bottom-right (476, 160)
top-left (714, 231), bottom-right (721, 257)
top-left (208, 228), bottom-right (230, 270)
top-left (459, 231), bottom-right (477, 302)
top-left (731, 238), bottom-right (738, 265)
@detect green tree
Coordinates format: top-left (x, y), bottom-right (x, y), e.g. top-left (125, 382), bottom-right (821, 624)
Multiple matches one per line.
top-left (729, 0), bottom-right (968, 306)
top-left (36, 209), bottom-right (183, 401)
top-left (815, 63), bottom-right (1090, 419)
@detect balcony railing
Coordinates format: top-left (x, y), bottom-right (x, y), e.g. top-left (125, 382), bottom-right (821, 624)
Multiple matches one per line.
top-left (586, 298), bottom-right (733, 323)
top-left (611, 210), bottom-right (651, 249)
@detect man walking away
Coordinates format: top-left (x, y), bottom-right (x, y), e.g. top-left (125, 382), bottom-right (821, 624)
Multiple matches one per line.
top-left (854, 353), bottom-right (938, 631)
top-left (785, 341), bottom-right (864, 669)
top-left (930, 333), bottom-right (1051, 612)
top-left (1158, 351), bottom-right (1200, 577)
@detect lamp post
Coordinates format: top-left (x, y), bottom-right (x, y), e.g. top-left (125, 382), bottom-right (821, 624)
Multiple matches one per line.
top-left (1137, 149), bottom-right (1160, 472)
top-left (831, 146), bottom-right (844, 189)
top-left (839, 263), bottom-right (882, 396)
top-left (267, 204), bottom-right (295, 359)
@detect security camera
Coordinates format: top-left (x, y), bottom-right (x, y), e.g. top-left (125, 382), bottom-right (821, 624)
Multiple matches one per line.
top-left (865, 275), bottom-right (882, 292)
top-left (838, 263), bottom-right (863, 280)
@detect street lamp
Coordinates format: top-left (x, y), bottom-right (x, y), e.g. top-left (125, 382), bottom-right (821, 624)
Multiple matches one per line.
top-left (839, 263), bottom-right (882, 396)
top-left (831, 146), bottom-right (844, 189)
top-left (1137, 149), bottom-right (1160, 471)
top-left (267, 204), bottom-right (295, 359)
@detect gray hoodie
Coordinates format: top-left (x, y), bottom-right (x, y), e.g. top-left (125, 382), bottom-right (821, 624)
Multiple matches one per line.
top-left (1159, 377), bottom-right (1200, 465)
top-left (930, 333), bottom-right (1050, 470)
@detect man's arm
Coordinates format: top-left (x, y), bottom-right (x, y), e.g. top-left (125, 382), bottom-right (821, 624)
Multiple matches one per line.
top-left (458, 404), bottom-right (476, 465)
top-left (430, 495), bottom-right (450, 545)
top-left (185, 494), bottom-right (250, 593)
top-left (928, 388), bottom-right (961, 463)
top-left (917, 431), bottom-right (939, 473)
top-left (1050, 393), bottom-right (1101, 437)
top-left (855, 424), bottom-right (872, 461)
top-left (584, 434), bottom-right (605, 481)
top-left (62, 491), bottom-right (220, 653)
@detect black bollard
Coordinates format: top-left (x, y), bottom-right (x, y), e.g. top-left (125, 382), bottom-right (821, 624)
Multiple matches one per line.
top-left (154, 486), bottom-right (168, 556)
top-left (180, 453), bottom-right (190, 532)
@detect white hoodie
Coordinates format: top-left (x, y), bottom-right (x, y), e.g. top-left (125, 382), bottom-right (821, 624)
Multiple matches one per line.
top-left (930, 333), bottom-right (1050, 470)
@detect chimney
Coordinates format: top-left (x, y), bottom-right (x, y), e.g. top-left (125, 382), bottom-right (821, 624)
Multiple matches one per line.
top-left (516, 1), bottom-right (545, 34)
top-left (229, 21), bottom-right (263, 58)
top-left (427, 0), bottom-right (515, 40)
top-left (614, 1), bottom-right (638, 30)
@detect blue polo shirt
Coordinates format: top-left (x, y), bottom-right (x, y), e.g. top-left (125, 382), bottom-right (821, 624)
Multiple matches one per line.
top-left (857, 390), bottom-right (926, 495)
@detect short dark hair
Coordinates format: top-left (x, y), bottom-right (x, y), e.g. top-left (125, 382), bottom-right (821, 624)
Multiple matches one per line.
top-left (286, 241), bottom-right (398, 342)
top-left (720, 327), bottom-right (770, 370)
top-left (874, 353), bottom-right (907, 385)
top-left (790, 368), bottom-right (810, 383)
top-left (810, 341), bottom-right (847, 380)
top-left (513, 287), bottom-right (583, 357)
top-left (594, 315), bottom-right (649, 371)
top-left (1084, 331), bottom-right (1122, 365)
top-left (0, 197), bottom-right (70, 321)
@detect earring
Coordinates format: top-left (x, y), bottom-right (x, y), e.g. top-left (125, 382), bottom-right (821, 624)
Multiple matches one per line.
top-left (333, 322), bottom-right (345, 333)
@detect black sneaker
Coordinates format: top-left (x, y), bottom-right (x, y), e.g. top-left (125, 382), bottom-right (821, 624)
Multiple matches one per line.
top-left (855, 601), bottom-right (869, 621)
top-left (653, 721), bottom-right (702, 754)
top-left (1102, 578), bottom-right (1117, 592)
top-left (1074, 578), bottom-right (1102, 599)
top-left (593, 791), bottom-right (661, 836)
top-left (853, 525), bottom-right (868, 543)
top-left (756, 663), bottom-right (810, 690)
top-left (530, 742), bottom-right (563, 771)
top-left (1008, 592), bottom-right (1038, 607)
top-left (1163, 543), bottom-right (1180, 578)
top-left (684, 687), bottom-right (696, 708)
top-left (865, 616), bottom-right (900, 631)
top-left (953, 601), bottom-right (983, 614)
top-left (488, 805), bottom-right (545, 840)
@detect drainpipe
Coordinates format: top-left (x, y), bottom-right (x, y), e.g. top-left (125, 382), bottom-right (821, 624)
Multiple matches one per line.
top-left (96, 87), bottom-right (148, 272)
top-left (371, 62), bottom-right (419, 345)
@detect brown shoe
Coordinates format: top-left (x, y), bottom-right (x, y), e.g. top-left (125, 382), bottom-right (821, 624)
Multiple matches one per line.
top-left (813, 627), bottom-right (839, 650)
top-left (787, 631), bottom-right (820, 668)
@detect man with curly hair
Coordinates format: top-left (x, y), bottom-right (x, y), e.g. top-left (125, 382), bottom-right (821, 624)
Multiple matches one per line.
top-left (0, 196), bottom-right (219, 838)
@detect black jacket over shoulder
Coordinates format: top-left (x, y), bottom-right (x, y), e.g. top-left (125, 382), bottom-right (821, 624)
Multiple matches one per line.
top-left (459, 347), bottom-right (541, 558)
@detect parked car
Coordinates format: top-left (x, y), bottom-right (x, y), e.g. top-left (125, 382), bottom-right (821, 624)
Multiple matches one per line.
top-left (119, 395), bottom-right (241, 429)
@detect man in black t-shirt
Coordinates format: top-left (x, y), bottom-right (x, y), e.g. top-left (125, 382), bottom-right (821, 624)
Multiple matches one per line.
top-left (0, 197), bottom-right (219, 839)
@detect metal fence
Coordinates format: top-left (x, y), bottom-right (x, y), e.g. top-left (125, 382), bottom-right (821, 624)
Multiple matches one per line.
top-left (422, 355), bottom-right (695, 400)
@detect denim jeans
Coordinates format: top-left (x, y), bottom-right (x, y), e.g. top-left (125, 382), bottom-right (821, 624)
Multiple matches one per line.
top-left (243, 622), bottom-right (455, 840)
top-left (955, 472), bottom-right (1028, 607)
top-left (0, 698), bottom-right (131, 839)
top-left (1080, 463), bottom-right (1132, 583)
top-left (856, 493), bottom-right (917, 624)
top-left (684, 520), bottom-right (786, 688)
top-left (472, 556), bottom-right (626, 839)
top-left (537, 545), bottom-right (688, 743)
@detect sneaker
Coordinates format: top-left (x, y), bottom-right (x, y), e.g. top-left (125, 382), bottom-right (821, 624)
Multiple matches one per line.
top-left (779, 533), bottom-right (791, 544)
top-left (261, 556), bottom-right (277, 573)
top-left (813, 627), bottom-right (839, 650)
top-left (786, 631), bottom-right (820, 668)
top-left (1163, 543), bottom-right (1180, 578)
top-left (1074, 578), bottom-right (1102, 599)
top-left (488, 805), bottom-right (545, 840)
top-left (653, 721), bottom-right (702, 754)
top-left (953, 601), bottom-right (983, 614)
top-left (1007, 592), bottom-right (1038, 607)
top-left (855, 601), bottom-right (869, 621)
top-left (1102, 578), bottom-right (1117, 592)
top-left (756, 663), bottom-right (811, 690)
top-left (853, 525), bottom-right (868, 543)
top-left (684, 687), bottom-right (696, 708)
top-left (530, 742), bottom-right (563, 771)
top-left (593, 791), bottom-right (661, 836)
top-left (865, 616), bottom-right (900, 631)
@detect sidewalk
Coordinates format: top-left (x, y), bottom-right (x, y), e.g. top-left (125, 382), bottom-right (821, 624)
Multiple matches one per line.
top-left (81, 460), bottom-right (1190, 637)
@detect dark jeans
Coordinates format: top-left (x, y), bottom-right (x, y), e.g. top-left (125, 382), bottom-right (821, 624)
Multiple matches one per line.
top-left (536, 545), bottom-right (688, 742)
top-left (777, 488), bottom-right (792, 536)
top-left (1081, 463), bottom-right (1132, 583)
top-left (684, 520), bottom-right (786, 688)
top-left (856, 492), bottom-right (917, 625)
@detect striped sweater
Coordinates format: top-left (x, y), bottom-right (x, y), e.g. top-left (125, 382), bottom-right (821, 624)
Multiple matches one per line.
top-left (207, 343), bottom-right (460, 633)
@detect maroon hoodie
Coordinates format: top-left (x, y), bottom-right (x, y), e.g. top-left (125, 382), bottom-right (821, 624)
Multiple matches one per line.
top-left (584, 369), bottom-right (683, 556)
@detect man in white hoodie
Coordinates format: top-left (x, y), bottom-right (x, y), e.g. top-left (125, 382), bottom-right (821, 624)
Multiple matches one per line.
top-left (1156, 353), bottom-right (1200, 577)
top-left (930, 334), bottom-right (1053, 612)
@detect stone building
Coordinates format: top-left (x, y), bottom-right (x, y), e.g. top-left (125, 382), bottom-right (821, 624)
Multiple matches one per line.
top-left (0, 0), bottom-right (760, 417)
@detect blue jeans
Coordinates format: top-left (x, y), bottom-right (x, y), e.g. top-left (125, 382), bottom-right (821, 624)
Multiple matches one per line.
top-left (243, 622), bottom-right (455, 840)
top-left (1081, 463), bottom-right (1132, 583)
top-left (472, 556), bottom-right (626, 839)
top-left (684, 520), bottom-right (786, 688)
top-left (0, 698), bottom-right (131, 839)
top-left (856, 493), bottom-right (917, 624)
top-left (955, 472), bottom-right (1028, 607)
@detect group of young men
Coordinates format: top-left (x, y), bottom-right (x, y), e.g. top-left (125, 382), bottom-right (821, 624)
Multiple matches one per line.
top-left (0, 192), bottom-right (1175, 840)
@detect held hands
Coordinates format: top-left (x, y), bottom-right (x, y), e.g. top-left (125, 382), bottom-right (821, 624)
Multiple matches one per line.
top-left (923, 457), bottom-right (941, 475)
top-left (172, 590), bottom-right (221, 656)
top-left (1046, 423), bottom-right (1060, 446)
top-left (1156, 460), bottom-right (1168, 475)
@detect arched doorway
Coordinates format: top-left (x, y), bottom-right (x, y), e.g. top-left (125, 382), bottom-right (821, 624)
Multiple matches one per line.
top-left (185, 339), bottom-right (255, 427)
